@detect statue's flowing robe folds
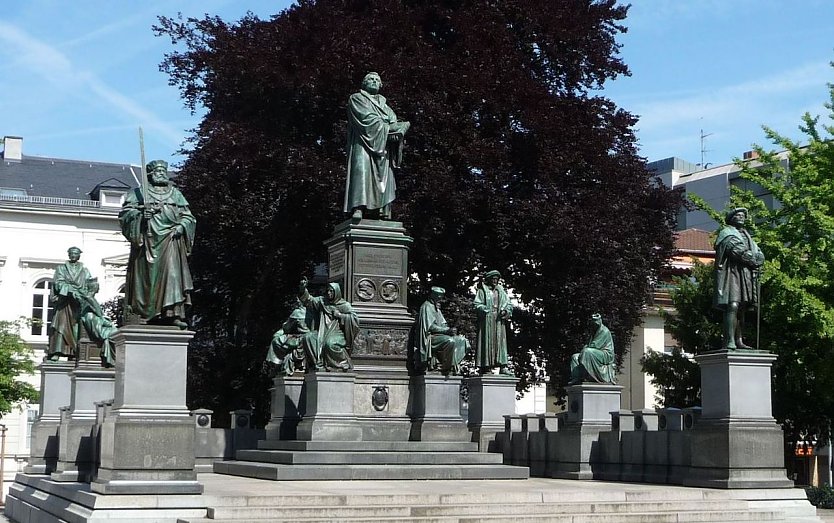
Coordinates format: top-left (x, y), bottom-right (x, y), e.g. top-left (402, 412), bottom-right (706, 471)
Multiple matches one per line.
top-left (119, 186), bottom-right (196, 320)
top-left (413, 300), bottom-right (468, 375)
top-left (48, 262), bottom-right (92, 357)
top-left (714, 225), bottom-right (762, 310)
top-left (300, 283), bottom-right (359, 371)
top-left (474, 284), bottom-right (512, 368)
top-left (571, 324), bottom-right (615, 384)
top-left (267, 305), bottom-right (311, 375)
top-left (344, 89), bottom-right (405, 213)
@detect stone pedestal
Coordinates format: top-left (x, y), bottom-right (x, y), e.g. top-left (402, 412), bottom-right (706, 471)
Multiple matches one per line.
top-left (466, 375), bottom-right (519, 451)
top-left (548, 383), bottom-right (621, 480)
top-left (91, 325), bottom-right (202, 494)
top-left (25, 360), bottom-right (74, 474)
top-left (265, 375), bottom-right (305, 440)
top-left (409, 374), bottom-right (469, 441)
top-left (685, 350), bottom-right (792, 489)
top-left (324, 218), bottom-right (415, 440)
top-left (295, 372), bottom-right (362, 441)
top-left (50, 361), bottom-right (115, 482)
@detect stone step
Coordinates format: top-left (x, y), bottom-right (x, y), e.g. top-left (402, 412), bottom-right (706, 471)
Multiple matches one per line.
top-left (257, 440), bottom-right (479, 452)
top-left (202, 500), bottom-right (762, 520)
top-left (180, 508), bottom-right (784, 522)
top-left (236, 449), bottom-right (505, 465)
top-left (213, 461), bottom-right (529, 480)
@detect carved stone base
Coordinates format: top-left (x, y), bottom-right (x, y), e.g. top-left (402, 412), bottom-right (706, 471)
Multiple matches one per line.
top-left (409, 374), bottom-right (469, 442)
top-left (265, 375), bottom-right (305, 440)
top-left (25, 360), bottom-right (74, 474)
top-left (466, 375), bottom-right (519, 451)
top-left (295, 372), bottom-right (363, 441)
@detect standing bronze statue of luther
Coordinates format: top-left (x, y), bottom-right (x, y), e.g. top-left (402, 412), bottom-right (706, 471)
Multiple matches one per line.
top-left (344, 72), bottom-right (410, 220)
top-left (714, 207), bottom-right (764, 350)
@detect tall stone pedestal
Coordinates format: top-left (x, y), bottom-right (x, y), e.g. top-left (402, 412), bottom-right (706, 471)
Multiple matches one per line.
top-left (50, 360), bottom-right (115, 482)
top-left (91, 325), bottom-right (202, 494)
top-left (25, 360), bottom-right (74, 474)
top-left (265, 375), bottom-right (305, 440)
top-left (466, 375), bottom-right (519, 451)
top-left (548, 383), bottom-right (621, 480)
top-left (295, 373), bottom-right (363, 441)
top-left (409, 374), bottom-right (469, 441)
top-left (685, 350), bottom-right (792, 489)
top-left (324, 218), bottom-right (414, 440)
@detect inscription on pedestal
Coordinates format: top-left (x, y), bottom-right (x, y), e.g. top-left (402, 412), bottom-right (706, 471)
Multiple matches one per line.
top-left (329, 247), bottom-right (345, 278)
top-left (354, 246), bottom-right (402, 276)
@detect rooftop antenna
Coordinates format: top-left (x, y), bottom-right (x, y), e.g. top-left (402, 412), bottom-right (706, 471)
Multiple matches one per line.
top-left (700, 128), bottom-right (713, 168)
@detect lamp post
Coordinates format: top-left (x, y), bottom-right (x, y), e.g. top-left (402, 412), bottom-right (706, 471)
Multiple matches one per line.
top-left (0, 423), bottom-right (6, 506)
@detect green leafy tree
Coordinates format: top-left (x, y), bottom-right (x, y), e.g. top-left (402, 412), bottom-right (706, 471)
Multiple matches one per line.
top-left (640, 262), bottom-right (717, 408)
top-left (155, 0), bottom-right (682, 422)
top-left (0, 320), bottom-right (39, 416)
top-left (681, 72), bottom-right (834, 443)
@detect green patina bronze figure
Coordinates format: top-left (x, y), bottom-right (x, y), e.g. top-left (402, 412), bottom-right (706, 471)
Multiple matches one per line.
top-left (119, 160), bottom-right (195, 329)
top-left (298, 278), bottom-right (359, 372)
top-left (412, 286), bottom-right (469, 376)
top-left (47, 247), bottom-right (117, 367)
top-left (569, 313), bottom-right (616, 385)
top-left (78, 277), bottom-right (118, 368)
top-left (47, 246), bottom-right (93, 361)
top-left (266, 300), bottom-right (310, 375)
top-left (344, 72), bottom-right (410, 220)
top-left (714, 207), bottom-right (764, 350)
top-left (474, 270), bottom-right (513, 376)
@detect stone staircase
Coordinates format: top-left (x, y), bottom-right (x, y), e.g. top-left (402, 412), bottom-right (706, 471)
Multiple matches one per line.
top-left (177, 484), bottom-right (790, 522)
top-left (213, 441), bottom-right (528, 481)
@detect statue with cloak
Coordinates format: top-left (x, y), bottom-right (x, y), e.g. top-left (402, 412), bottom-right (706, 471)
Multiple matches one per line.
top-left (569, 313), bottom-right (616, 385)
top-left (411, 286), bottom-right (469, 376)
top-left (298, 278), bottom-right (359, 372)
top-left (474, 270), bottom-right (513, 376)
top-left (119, 160), bottom-right (196, 329)
top-left (713, 207), bottom-right (764, 350)
top-left (266, 300), bottom-right (310, 375)
top-left (47, 246), bottom-right (92, 360)
top-left (343, 71), bottom-right (410, 220)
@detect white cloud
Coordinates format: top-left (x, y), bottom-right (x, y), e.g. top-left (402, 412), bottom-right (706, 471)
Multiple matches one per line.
top-left (0, 20), bottom-right (183, 149)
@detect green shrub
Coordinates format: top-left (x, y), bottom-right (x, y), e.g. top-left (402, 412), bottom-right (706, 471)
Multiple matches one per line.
top-left (806, 484), bottom-right (834, 509)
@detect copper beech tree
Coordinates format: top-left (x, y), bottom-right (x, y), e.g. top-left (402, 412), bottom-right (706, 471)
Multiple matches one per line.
top-left (155, 0), bottom-right (682, 422)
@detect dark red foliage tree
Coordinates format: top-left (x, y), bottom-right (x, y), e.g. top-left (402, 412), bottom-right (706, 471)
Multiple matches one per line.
top-left (155, 0), bottom-right (682, 423)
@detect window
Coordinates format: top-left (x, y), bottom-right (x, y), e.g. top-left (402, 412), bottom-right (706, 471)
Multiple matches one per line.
top-left (31, 279), bottom-right (54, 336)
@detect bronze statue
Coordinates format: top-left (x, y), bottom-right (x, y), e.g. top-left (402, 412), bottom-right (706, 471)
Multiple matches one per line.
top-left (474, 270), bottom-right (513, 376)
top-left (266, 300), bottom-right (310, 375)
top-left (714, 207), bottom-right (764, 350)
top-left (569, 313), bottom-right (616, 385)
top-left (47, 247), bottom-right (92, 361)
top-left (78, 278), bottom-right (118, 368)
top-left (412, 287), bottom-right (469, 375)
top-left (298, 278), bottom-right (359, 372)
top-left (344, 72), bottom-right (410, 220)
top-left (119, 160), bottom-right (195, 329)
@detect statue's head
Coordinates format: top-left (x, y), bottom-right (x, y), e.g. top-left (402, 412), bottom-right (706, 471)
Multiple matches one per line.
top-left (484, 269), bottom-right (501, 287)
top-left (726, 207), bottom-right (747, 226)
top-left (326, 282), bottom-right (342, 303)
top-left (362, 72), bottom-right (382, 95)
top-left (590, 312), bottom-right (602, 326)
top-left (429, 286), bottom-right (446, 302)
top-left (67, 246), bottom-right (82, 262)
top-left (147, 160), bottom-right (170, 186)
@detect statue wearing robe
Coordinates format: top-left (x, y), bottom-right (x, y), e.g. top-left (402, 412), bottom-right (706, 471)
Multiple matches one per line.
top-left (47, 248), bottom-right (92, 359)
top-left (298, 281), bottom-right (359, 372)
top-left (412, 287), bottom-right (469, 375)
top-left (474, 270), bottom-right (513, 375)
top-left (569, 314), bottom-right (616, 385)
top-left (119, 160), bottom-right (196, 328)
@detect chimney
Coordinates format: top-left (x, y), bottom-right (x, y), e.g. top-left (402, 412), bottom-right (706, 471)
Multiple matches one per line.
top-left (2, 136), bottom-right (22, 161)
top-left (742, 150), bottom-right (759, 161)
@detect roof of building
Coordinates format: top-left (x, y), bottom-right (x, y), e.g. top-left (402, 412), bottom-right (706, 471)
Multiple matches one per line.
top-left (0, 155), bottom-right (139, 199)
top-left (674, 228), bottom-right (713, 253)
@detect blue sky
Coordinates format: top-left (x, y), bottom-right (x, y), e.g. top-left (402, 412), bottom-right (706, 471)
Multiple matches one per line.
top-left (1, 1), bottom-right (833, 168)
